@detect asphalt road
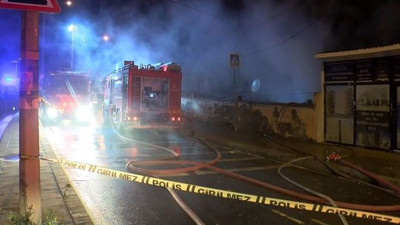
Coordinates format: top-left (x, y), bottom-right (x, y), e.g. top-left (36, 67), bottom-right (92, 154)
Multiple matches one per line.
top-left (41, 122), bottom-right (400, 225)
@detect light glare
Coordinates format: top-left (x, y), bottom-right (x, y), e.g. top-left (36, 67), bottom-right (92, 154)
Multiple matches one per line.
top-left (68, 24), bottom-right (77, 32)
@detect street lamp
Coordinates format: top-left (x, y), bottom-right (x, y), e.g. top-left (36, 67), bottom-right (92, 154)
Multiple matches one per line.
top-left (66, 0), bottom-right (72, 7)
top-left (102, 34), bottom-right (110, 42)
top-left (68, 24), bottom-right (77, 71)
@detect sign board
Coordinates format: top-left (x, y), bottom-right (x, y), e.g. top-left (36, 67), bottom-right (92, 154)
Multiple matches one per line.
top-left (230, 53), bottom-right (240, 67)
top-left (375, 59), bottom-right (390, 81)
top-left (0, 0), bottom-right (61, 13)
top-left (21, 71), bottom-right (33, 90)
top-left (355, 60), bottom-right (373, 82)
top-left (325, 61), bottom-right (354, 83)
top-left (393, 57), bottom-right (400, 80)
top-left (355, 84), bottom-right (391, 150)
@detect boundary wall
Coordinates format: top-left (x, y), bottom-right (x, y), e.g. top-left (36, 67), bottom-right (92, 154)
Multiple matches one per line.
top-left (182, 93), bottom-right (324, 142)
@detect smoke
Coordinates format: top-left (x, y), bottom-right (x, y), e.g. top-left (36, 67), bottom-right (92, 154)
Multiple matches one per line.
top-left (0, 10), bottom-right (20, 75)
top-left (2, 0), bottom-right (399, 103)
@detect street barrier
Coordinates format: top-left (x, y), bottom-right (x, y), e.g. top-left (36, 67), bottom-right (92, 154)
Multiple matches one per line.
top-left (41, 157), bottom-right (400, 224)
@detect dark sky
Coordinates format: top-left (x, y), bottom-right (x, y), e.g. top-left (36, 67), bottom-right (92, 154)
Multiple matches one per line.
top-left (1, 0), bottom-right (400, 103)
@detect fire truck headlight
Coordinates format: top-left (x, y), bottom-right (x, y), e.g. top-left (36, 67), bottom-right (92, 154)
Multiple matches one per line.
top-left (76, 106), bottom-right (91, 121)
top-left (47, 108), bottom-right (58, 119)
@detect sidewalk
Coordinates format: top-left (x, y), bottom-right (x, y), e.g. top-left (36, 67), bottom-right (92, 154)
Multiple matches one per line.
top-left (0, 115), bottom-right (93, 225)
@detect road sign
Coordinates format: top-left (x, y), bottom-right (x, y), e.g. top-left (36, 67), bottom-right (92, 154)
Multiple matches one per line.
top-left (230, 53), bottom-right (240, 67)
top-left (21, 71), bottom-right (33, 90)
top-left (0, 0), bottom-right (61, 13)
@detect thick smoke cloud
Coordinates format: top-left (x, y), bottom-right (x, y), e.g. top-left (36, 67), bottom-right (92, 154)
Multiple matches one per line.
top-left (1, 0), bottom-right (400, 103)
top-left (0, 11), bottom-right (20, 75)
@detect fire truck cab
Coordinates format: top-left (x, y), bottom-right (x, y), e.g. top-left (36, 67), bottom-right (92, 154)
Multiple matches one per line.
top-left (40, 71), bottom-right (92, 124)
top-left (103, 61), bottom-right (182, 129)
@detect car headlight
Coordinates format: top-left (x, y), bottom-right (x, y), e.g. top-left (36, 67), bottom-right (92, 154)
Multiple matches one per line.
top-left (76, 106), bottom-right (91, 121)
top-left (47, 107), bottom-right (58, 119)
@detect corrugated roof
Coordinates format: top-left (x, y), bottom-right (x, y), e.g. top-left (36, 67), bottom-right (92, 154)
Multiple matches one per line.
top-left (314, 43), bottom-right (400, 61)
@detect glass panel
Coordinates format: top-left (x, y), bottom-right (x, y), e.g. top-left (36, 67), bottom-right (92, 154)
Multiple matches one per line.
top-left (397, 86), bottom-right (400, 149)
top-left (141, 78), bottom-right (168, 112)
top-left (356, 84), bottom-right (390, 149)
top-left (325, 85), bottom-right (354, 144)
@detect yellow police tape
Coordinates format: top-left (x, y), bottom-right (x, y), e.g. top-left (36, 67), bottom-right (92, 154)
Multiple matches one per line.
top-left (43, 158), bottom-right (400, 224)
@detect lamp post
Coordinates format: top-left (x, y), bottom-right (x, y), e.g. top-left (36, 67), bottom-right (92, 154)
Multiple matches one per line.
top-left (68, 24), bottom-right (77, 71)
top-left (102, 34), bottom-right (110, 42)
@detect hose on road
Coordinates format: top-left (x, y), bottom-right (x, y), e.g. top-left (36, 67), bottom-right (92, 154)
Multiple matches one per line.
top-left (278, 156), bottom-right (348, 225)
top-left (115, 116), bottom-right (400, 215)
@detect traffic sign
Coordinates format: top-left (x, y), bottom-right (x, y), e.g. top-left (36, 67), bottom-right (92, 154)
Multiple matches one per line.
top-left (230, 53), bottom-right (240, 67)
top-left (0, 0), bottom-right (61, 13)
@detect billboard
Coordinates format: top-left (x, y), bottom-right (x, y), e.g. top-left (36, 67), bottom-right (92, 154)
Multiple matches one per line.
top-left (356, 85), bottom-right (390, 150)
top-left (325, 85), bottom-right (354, 144)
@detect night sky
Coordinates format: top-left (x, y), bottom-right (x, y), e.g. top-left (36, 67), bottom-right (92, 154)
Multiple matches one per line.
top-left (1, 0), bottom-right (400, 103)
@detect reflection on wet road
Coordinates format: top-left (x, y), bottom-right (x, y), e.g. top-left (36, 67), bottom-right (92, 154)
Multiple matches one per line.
top-left (42, 124), bottom-right (399, 225)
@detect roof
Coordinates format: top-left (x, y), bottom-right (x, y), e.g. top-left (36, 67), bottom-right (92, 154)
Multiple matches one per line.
top-left (314, 43), bottom-right (400, 62)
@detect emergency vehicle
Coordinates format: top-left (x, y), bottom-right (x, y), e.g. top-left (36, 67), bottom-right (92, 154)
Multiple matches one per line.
top-left (102, 61), bottom-right (182, 129)
top-left (0, 74), bottom-right (19, 114)
top-left (40, 71), bottom-right (92, 124)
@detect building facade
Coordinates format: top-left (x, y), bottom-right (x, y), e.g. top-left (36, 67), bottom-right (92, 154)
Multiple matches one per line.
top-left (316, 44), bottom-right (400, 151)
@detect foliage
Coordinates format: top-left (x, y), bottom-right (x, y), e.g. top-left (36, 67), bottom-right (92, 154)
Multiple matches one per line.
top-left (5, 207), bottom-right (63, 225)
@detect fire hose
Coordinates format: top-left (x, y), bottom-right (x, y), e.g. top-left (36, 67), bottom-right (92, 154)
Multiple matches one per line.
top-left (112, 114), bottom-right (400, 221)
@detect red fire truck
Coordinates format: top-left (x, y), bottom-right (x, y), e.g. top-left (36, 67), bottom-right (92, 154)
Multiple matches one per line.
top-left (40, 71), bottom-right (92, 124)
top-left (102, 61), bottom-right (182, 129)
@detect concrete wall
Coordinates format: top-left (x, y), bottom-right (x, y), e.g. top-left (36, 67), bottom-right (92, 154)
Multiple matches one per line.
top-left (182, 93), bottom-right (324, 142)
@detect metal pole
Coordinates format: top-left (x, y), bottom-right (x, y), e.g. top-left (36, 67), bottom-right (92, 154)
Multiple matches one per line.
top-left (40, 14), bottom-right (45, 75)
top-left (234, 68), bottom-right (238, 135)
top-left (71, 29), bottom-right (74, 70)
top-left (19, 11), bottom-right (41, 224)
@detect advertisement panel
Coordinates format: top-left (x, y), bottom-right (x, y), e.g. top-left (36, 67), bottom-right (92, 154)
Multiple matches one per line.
top-left (375, 58), bottom-right (390, 81)
top-left (325, 61), bottom-right (354, 83)
top-left (393, 57), bottom-right (400, 81)
top-left (355, 60), bottom-right (373, 82)
top-left (356, 85), bottom-right (390, 150)
top-left (325, 85), bottom-right (354, 144)
top-left (397, 86), bottom-right (400, 149)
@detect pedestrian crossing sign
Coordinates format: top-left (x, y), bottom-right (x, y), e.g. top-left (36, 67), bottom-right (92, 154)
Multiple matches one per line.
top-left (230, 53), bottom-right (240, 67)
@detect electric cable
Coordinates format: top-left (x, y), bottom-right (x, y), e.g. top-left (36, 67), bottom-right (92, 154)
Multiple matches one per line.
top-left (166, 0), bottom-right (221, 19)
top-left (242, 2), bottom-right (336, 55)
top-left (251, 0), bottom-right (314, 28)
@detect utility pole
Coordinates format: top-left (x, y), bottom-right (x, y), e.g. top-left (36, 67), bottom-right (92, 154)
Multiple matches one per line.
top-left (20, 11), bottom-right (41, 224)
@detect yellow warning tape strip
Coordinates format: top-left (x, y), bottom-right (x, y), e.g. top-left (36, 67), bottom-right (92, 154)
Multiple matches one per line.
top-left (43, 158), bottom-right (400, 224)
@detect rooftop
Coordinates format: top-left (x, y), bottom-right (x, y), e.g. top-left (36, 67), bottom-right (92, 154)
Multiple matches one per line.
top-left (315, 43), bottom-right (400, 62)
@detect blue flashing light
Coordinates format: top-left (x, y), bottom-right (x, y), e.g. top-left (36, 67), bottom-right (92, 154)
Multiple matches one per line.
top-left (5, 77), bottom-right (12, 82)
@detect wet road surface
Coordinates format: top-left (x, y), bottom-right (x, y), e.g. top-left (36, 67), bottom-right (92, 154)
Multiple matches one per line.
top-left (42, 123), bottom-right (400, 225)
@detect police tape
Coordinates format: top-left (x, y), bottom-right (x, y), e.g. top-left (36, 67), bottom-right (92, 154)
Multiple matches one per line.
top-left (42, 157), bottom-right (400, 224)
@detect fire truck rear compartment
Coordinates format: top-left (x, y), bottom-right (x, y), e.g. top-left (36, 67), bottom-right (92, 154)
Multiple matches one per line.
top-left (141, 78), bottom-right (168, 112)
